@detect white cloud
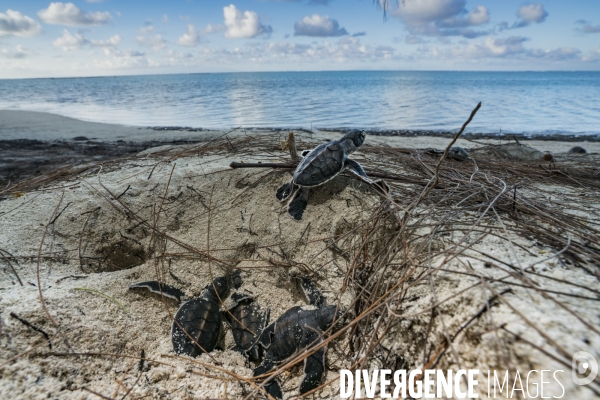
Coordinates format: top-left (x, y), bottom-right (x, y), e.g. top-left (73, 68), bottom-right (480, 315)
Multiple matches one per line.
top-left (198, 37), bottom-right (394, 65)
top-left (139, 24), bottom-right (154, 34)
top-left (201, 23), bottom-right (225, 35)
top-left (93, 48), bottom-right (148, 70)
top-left (223, 4), bottom-right (272, 38)
top-left (420, 35), bottom-right (580, 63)
top-left (177, 24), bottom-right (199, 47)
top-left (161, 14), bottom-right (169, 23)
top-left (53, 29), bottom-right (121, 51)
top-left (0, 45), bottom-right (35, 59)
top-left (394, 0), bottom-right (491, 38)
top-left (294, 14), bottom-right (348, 37)
top-left (405, 34), bottom-right (424, 44)
top-left (0, 9), bottom-right (42, 37)
top-left (38, 2), bottom-right (111, 27)
top-left (510, 4), bottom-right (548, 29)
top-left (177, 23), bottom-right (225, 47)
top-left (518, 4), bottom-right (547, 23)
top-left (52, 29), bottom-right (89, 51)
top-left (91, 34), bottom-right (121, 47)
top-left (438, 5), bottom-right (489, 28)
top-left (136, 34), bottom-right (167, 51)
top-left (582, 47), bottom-right (600, 62)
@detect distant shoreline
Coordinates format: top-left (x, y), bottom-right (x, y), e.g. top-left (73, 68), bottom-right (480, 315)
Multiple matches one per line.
top-left (2, 109), bottom-right (598, 143)
top-left (2, 108), bottom-right (599, 185)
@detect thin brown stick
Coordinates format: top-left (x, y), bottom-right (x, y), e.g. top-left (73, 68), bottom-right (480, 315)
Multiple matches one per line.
top-left (36, 190), bottom-right (65, 326)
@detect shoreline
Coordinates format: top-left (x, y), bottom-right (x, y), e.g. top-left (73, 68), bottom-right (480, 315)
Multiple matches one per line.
top-left (2, 109), bottom-right (599, 186)
top-left (2, 109), bottom-right (600, 142)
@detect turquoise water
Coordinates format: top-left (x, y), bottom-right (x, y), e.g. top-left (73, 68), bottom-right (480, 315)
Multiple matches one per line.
top-left (1, 71), bottom-right (599, 135)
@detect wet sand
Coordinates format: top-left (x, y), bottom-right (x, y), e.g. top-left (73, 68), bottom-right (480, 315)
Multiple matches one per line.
top-left (1, 109), bottom-right (599, 186)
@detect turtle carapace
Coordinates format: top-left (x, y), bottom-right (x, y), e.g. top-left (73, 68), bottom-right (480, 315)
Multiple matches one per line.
top-left (276, 130), bottom-right (370, 221)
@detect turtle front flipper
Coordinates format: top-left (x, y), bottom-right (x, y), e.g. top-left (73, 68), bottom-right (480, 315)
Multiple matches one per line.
top-left (344, 158), bottom-right (370, 180)
top-left (287, 187), bottom-right (309, 221)
top-left (276, 182), bottom-right (296, 202)
top-left (129, 281), bottom-right (184, 302)
top-left (300, 344), bottom-right (326, 395)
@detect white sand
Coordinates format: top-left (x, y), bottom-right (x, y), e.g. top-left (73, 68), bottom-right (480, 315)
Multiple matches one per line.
top-left (1, 112), bottom-right (599, 399)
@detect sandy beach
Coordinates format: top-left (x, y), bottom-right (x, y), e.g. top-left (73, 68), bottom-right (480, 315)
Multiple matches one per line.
top-left (1, 111), bottom-right (600, 399)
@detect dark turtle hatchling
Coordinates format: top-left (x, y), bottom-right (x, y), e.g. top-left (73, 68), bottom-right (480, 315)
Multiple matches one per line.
top-left (253, 278), bottom-right (344, 399)
top-left (129, 276), bottom-right (229, 357)
top-left (276, 130), bottom-right (371, 220)
top-left (171, 276), bottom-right (229, 357)
top-left (224, 269), bottom-right (270, 362)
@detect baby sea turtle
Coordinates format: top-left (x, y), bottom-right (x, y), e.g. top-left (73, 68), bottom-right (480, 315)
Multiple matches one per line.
top-left (171, 277), bottom-right (229, 357)
top-left (276, 130), bottom-right (370, 221)
top-left (253, 278), bottom-right (344, 399)
top-left (224, 270), bottom-right (270, 362)
top-left (129, 276), bottom-right (229, 357)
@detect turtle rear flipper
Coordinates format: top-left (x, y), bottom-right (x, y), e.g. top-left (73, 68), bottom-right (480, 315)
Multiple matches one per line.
top-left (287, 187), bottom-right (309, 221)
top-left (300, 345), bottom-right (326, 395)
top-left (276, 182), bottom-right (295, 201)
top-left (254, 360), bottom-right (283, 399)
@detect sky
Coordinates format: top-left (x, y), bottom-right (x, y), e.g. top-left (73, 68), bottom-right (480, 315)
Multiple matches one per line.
top-left (1, 0), bottom-right (599, 78)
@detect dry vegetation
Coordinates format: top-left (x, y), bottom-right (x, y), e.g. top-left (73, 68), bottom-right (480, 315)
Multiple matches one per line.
top-left (1, 123), bottom-right (600, 399)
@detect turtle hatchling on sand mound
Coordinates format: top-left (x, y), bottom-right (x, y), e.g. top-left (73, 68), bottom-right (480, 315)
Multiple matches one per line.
top-left (253, 277), bottom-right (344, 399)
top-left (129, 276), bottom-right (229, 356)
top-left (225, 269), bottom-right (270, 362)
top-left (129, 271), bottom-right (270, 359)
top-left (276, 129), bottom-right (372, 221)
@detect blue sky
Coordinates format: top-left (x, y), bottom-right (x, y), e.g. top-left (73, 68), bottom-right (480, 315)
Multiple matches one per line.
top-left (1, 0), bottom-right (599, 78)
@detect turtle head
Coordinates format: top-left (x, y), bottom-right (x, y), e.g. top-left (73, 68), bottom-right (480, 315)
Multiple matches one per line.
top-left (317, 305), bottom-right (345, 331)
top-left (205, 276), bottom-right (229, 299)
top-left (343, 130), bottom-right (366, 149)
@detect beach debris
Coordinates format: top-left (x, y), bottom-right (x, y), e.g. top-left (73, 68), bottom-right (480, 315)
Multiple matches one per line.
top-left (74, 287), bottom-right (130, 313)
top-left (471, 143), bottom-right (553, 162)
top-left (568, 146), bottom-right (587, 154)
top-left (280, 131), bottom-right (300, 161)
top-left (9, 312), bottom-right (52, 349)
top-left (253, 277), bottom-right (344, 399)
top-left (425, 146), bottom-right (471, 161)
top-left (224, 270), bottom-right (270, 362)
top-left (276, 130), bottom-right (372, 220)
top-left (128, 276), bottom-right (229, 357)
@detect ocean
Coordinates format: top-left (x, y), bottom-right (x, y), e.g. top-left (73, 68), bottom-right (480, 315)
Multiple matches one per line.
top-left (1, 71), bottom-right (599, 136)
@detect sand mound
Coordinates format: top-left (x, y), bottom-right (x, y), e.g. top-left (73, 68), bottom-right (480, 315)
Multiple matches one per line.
top-left (1, 133), bottom-right (599, 399)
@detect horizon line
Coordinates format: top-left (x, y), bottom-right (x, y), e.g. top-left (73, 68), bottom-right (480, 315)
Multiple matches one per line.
top-left (2, 69), bottom-right (600, 81)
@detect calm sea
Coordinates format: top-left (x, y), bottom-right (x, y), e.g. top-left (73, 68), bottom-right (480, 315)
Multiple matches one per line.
top-left (1, 71), bottom-right (599, 136)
